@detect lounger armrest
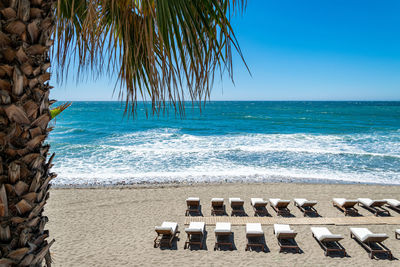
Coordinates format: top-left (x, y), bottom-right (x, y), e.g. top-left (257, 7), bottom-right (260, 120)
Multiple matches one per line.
top-left (155, 226), bottom-right (173, 234)
top-left (185, 228), bottom-right (203, 234)
top-left (363, 234), bottom-right (389, 242)
top-left (318, 234), bottom-right (343, 242)
top-left (276, 230), bottom-right (297, 238)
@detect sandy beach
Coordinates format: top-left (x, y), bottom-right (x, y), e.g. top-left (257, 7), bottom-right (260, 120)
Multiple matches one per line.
top-left (44, 183), bottom-right (400, 266)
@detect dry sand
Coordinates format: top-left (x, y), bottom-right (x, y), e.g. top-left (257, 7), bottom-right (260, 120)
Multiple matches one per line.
top-left (44, 183), bottom-right (400, 266)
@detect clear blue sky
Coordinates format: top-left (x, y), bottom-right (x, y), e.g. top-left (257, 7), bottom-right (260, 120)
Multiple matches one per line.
top-left (51, 0), bottom-right (400, 101)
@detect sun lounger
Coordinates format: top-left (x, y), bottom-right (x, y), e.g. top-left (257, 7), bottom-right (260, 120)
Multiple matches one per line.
top-left (245, 223), bottom-right (265, 251)
top-left (311, 227), bottom-right (346, 256)
top-left (184, 222), bottom-right (205, 249)
top-left (273, 224), bottom-right (299, 253)
top-left (294, 198), bottom-right (318, 216)
top-left (350, 227), bottom-right (392, 259)
top-left (269, 198), bottom-right (291, 216)
top-left (384, 199), bottom-right (400, 213)
top-left (357, 198), bottom-right (390, 216)
top-left (396, 229), bottom-right (400, 240)
top-left (229, 198), bottom-right (245, 216)
top-left (332, 198), bottom-right (359, 216)
top-left (250, 198), bottom-right (269, 216)
top-left (211, 198), bottom-right (225, 216)
top-left (154, 222), bottom-right (180, 248)
top-left (186, 197), bottom-right (201, 216)
top-left (214, 222), bottom-right (233, 250)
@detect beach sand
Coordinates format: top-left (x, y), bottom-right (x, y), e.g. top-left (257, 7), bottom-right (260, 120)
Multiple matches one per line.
top-left (44, 183), bottom-right (400, 266)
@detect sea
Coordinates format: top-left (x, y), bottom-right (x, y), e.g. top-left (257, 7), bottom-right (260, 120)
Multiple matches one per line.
top-left (48, 101), bottom-right (400, 186)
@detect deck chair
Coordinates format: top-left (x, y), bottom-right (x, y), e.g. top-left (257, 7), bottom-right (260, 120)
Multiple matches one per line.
top-left (350, 227), bottom-right (392, 259)
top-left (311, 227), bottom-right (346, 256)
top-left (250, 198), bottom-right (269, 216)
top-left (294, 198), bottom-right (318, 216)
top-left (273, 224), bottom-right (299, 253)
top-left (154, 222), bottom-right (180, 248)
top-left (185, 197), bottom-right (201, 216)
top-left (357, 198), bottom-right (390, 216)
top-left (332, 198), bottom-right (359, 216)
top-left (229, 198), bottom-right (245, 216)
top-left (384, 199), bottom-right (400, 213)
top-left (214, 222), bottom-right (233, 250)
top-left (211, 198), bottom-right (225, 216)
top-left (245, 223), bottom-right (265, 251)
top-left (269, 198), bottom-right (291, 216)
top-left (184, 222), bottom-right (205, 249)
top-left (396, 229), bottom-right (400, 240)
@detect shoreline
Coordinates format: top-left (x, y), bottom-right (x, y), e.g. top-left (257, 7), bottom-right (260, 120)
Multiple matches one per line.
top-left (50, 178), bottom-right (400, 189)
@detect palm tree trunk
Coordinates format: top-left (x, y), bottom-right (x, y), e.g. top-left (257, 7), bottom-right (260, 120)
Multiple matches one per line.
top-left (0, 0), bottom-right (55, 266)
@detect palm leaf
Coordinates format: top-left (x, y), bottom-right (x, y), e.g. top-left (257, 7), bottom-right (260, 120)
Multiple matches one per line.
top-left (50, 102), bottom-right (72, 119)
top-left (54, 0), bottom-right (248, 116)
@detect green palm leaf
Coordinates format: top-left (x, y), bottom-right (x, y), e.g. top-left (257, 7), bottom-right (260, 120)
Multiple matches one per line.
top-left (55, 0), bottom-right (248, 116)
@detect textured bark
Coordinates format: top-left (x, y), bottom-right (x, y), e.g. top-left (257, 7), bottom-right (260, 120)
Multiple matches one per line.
top-left (0, 0), bottom-right (56, 266)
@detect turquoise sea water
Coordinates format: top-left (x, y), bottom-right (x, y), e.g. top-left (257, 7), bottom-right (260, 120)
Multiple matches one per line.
top-left (48, 101), bottom-right (400, 186)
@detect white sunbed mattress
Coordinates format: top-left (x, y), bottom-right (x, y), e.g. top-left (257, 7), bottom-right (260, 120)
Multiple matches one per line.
top-left (310, 227), bottom-right (343, 242)
top-left (185, 222), bottom-right (205, 233)
top-left (294, 198), bottom-right (317, 207)
top-left (269, 198), bottom-right (290, 207)
top-left (350, 227), bottom-right (388, 242)
top-left (251, 198), bottom-right (267, 206)
top-left (215, 222), bottom-right (231, 233)
top-left (246, 223), bottom-right (263, 235)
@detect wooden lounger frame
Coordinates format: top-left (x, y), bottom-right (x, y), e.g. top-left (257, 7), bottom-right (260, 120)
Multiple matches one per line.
top-left (214, 232), bottom-right (233, 250)
top-left (186, 200), bottom-right (201, 216)
top-left (252, 203), bottom-right (269, 217)
top-left (333, 201), bottom-right (358, 216)
top-left (211, 201), bottom-right (225, 216)
top-left (295, 202), bottom-right (318, 216)
top-left (358, 202), bottom-right (390, 216)
top-left (271, 203), bottom-right (290, 216)
top-left (154, 228), bottom-right (180, 248)
top-left (273, 230), bottom-right (299, 253)
top-left (245, 233), bottom-right (265, 251)
top-left (386, 204), bottom-right (400, 213)
top-left (231, 202), bottom-right (246, 216)
top-left (312, 234), bottom-right (346, 256)
top-left (396, 231), bottom-right (400, 240)
top-left (184, 230), bottom-right (205, 249)
top-left (350, 232), bottom-right (393, 260)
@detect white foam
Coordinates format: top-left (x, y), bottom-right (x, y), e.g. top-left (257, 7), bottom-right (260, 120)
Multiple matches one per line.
top-left (49, 129), bottom-right (400, 186)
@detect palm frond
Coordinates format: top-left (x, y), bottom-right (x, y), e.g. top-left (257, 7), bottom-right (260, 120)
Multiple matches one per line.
top-left (50, 102), bottom-right (72, 119)
top-left (54, 0), bottom-right (248, 116)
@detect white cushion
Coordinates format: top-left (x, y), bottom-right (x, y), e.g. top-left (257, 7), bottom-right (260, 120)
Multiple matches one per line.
top-left (269, 198), bottom-right (290, 207)
top-left (251, 198), bottom-right (267, 206)
top-left (186, 197), bottom-right (200, 202)
top-left (333, 198), bottom-right (358, 206)
top-left (211, 198), bottom-right (224, 203)
top-left (215, 222), bottom-right (231, 233)
top-left (357, 198), bottom-right (373, 206)
top-left (294, 198), bottom-right (317, 207)
top-left (396, 229), bottom-right (400, 235)
top-left (156, 222), bottom-right (178, 234)
top-left (229, 198), bottom-right (244, 204)
top-left (358, 198), bottom-right (386, 207)
top-left (311, 227), bottom-right (343, 242)
top-left (385, 199), bottom-right (400, 207)
top-left (246, 223), bottom-right (263, 235)
top-left (185, 222), bottom-right (205, 234)
top-left (350, 227), bottom-right (388, 242)
top-left (274, 224), bottom-right (295, 237)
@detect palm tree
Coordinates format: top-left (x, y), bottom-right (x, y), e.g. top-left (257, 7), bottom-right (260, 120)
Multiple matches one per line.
top-left (0, 0), bottom-right (245, 265)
